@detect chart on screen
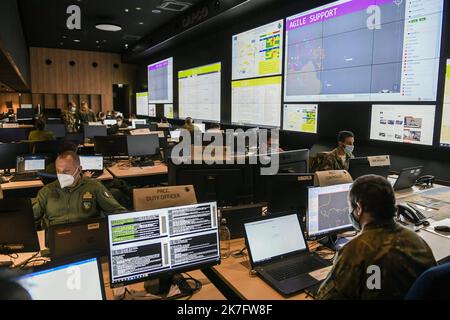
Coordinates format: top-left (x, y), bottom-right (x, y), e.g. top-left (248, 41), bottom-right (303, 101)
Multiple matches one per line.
top-left (283, 104), bottom-right (318, 134)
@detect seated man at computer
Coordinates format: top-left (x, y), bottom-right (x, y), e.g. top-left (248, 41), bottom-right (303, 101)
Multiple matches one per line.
top-left (33, 151), bottom-right (126, 229)
top-left (318, 131), bottom-right (355, 171)
top-left (182, 117), bottom-right (200, 133)
top-left (108, 116), bottom-right (128, 135)
top-left (317, 175), bottom-right (436, 300)
top-left (28, 119), bottom-right (55, 141)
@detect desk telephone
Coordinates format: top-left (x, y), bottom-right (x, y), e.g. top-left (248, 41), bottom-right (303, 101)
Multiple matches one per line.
top-left (415, 175), bottom-right (435, 188)
top-left (397, 204), bottom-right (430, 227)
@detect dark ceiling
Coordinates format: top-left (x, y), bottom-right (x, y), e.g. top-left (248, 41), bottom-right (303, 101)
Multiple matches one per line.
top-left (18, 0), bottom-right (207, 53)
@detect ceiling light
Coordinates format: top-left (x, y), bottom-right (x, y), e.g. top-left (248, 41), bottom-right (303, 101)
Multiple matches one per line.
top-left (62, 35), bottom-right (67, 39)
top-left (139, 22), bottom-right (144, 25)
top-left (95, 24), bottom-right (122, 32)
top-left (125, 44), bottom-right (129, 48)
top-left (73, 39), bottom-right (81, 43)
top-left (96, 40), bottom-right (100, 43)
top-left (124, 8), bottom-right (129, 12)
top-left (152, 9), bottom-right (161, 14)
top-left (136, 7), bottom-right (141, 10)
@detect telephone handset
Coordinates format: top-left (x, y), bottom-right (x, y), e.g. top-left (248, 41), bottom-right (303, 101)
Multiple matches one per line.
top-left (415, 175), bottom-right (435, 187)
top-left (397, 204), bottom-right (430, 227)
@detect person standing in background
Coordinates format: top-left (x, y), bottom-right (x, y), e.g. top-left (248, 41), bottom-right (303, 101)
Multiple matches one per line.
top-left (62, 101), bottom-right (80, 133)
top-left (79, 101), bottom-right (97, 124)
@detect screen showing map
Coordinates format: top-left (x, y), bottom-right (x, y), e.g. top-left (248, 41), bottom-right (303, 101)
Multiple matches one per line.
top-left (232, 20), bottom-right (283, 80)
top-left (282, 104), bottom-right (318, 134)
top-left (284, 0), bottom-right (444, 102)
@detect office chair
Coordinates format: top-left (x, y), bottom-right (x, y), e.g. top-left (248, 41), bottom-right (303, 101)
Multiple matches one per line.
top-left (404, 262), bottom-right (450, 300)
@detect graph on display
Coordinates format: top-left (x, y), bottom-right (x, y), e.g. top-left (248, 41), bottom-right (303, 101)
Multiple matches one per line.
top-left (178, 62), bottom-right (221, 122)
top-left (440, 60), bottom-right (450, 147)
top-left (232, 76), bottom-right (282, 127)
top-left (136, 92), bottom-right (149, 116)
top-left (148, 57), bottom-right (173, 103)
top-left (283, 104), bottom-right (318, 133)
top-left (370, 104), bottom-right (436, 146)
top-left (284, 0), bottom-right (444, 102)
top-left (317, 191), bottom-right (351, 231)
top-left (232, 20), bottom-right (284, 80)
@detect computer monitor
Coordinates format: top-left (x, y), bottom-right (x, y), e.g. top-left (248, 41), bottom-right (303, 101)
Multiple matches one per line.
top-left (266, 173), bottom-right (315, 221)
top-left (278, 149), bottom-right (309, 173)
top-left (32, 140), bottom-right (65, 160)
top-left (132, 119), bottom-right (147, 128)
top-left (307, 183), bottom-right (353, 239)
top-left (17, 257), bottom-right (105, 300)
top-left (94, 135), bottom-right (127, 157)
top-left (170, 130), bottom-right (181, 140)
top-left (65, 133), bottom-right (84, 145)
top-left (126, 134), bottom-right (160, 157)
top-left (168, 162), bottom-right (254, 207)
top-left (0, 198), bottom-right (40, 254)
top-left (107, 202), bottom-right (220, 287)
top-left (348, 156), bottom-right (390, 180)
top-left (103, 119), bottom-right (117, 126)
top-left (16, 108), bottom-right (35, 121)
top-left (45, 123), bottom-right (66, 139)
top-left (149, 123), bottom-right (158, 131)
top-left (80, 155), bottom-right (104, 171)
top-left (220, 204), bottom-right (264, 239)
top-left (0, 143), bottom-right (31, 172)
top-left (83, 125), bottom-right (107, 140)
top-left (43, 108), bottom-right (62, 120)
top-left (16, 155), bottom-right (47, 174)
top-left (0, 128), bottom-right (29, 142)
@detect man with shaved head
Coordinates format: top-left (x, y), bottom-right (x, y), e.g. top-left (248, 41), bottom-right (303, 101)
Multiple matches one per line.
top-left (33, 151), bottom-right (126, 228)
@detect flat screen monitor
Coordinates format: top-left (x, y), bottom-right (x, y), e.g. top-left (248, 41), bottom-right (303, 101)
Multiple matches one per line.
top-left (0, 128), bottom-right (29, 142)
top-left (440, 59), bottom-right (450, 147)
top-left (45, 123), bottom-right (66, 138)
top-left (80, 155), bottom-right (104, 171)
top-left (232, 20), bottom-right (284, 80)
top-left (103, 119), bottom-right (117, 126)
top-left (178, 62), bottom-right (221, 122)
top-left (43, 108), bottom-right (62, 119)
top-left (148, 57), bottom-right (173, 104)
top-left (17, 108), bottom-right (35, 120)
top-left (126, 134), bottom-right (160, 157)
top-left (0, 198), bottom-right (40, 254)
top-left (348, 156), bottom-right (390, 180)
top-left (282, 104), bottom-right (318, 134)
top-left (136, 92), bottom-right (149, 116)
top-left (18, 257), bottom-right (105, 300)
top-left (107, 202), bottom-right (220, 287)
top-left (16, 155), bottom-right (47, 174)
top-left (132, 119), bottom-right (147, 128)
top-left (83, 125), bottom-right (107, 140)
top-left (0, 143), bottom-right (31, 171)
top-left (307, 183), bottom-right (353, 239)
top-left (370, 104), bottom-right (436, 146)
top-left (94, 136), bottom-right (127, 157)
top-left (232, 76), bottom-right (282, 128)
top-left (284, 0), bottom-right (444, 102)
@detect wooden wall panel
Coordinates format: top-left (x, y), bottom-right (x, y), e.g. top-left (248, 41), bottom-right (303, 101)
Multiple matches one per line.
top-left (30, 47), bottom-right (137, 112)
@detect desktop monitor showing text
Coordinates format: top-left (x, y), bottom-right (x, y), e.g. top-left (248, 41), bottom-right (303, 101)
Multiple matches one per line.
top-left (107, 202), bottom-right (220, 286)
top-left (307, 183), bottom-right (353, 238)
top-left (284, 0), bottom-right (444, 102)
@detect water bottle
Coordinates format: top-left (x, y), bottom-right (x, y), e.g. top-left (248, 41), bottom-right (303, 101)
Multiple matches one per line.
top-left (220, 218), bottom-right (231, 259)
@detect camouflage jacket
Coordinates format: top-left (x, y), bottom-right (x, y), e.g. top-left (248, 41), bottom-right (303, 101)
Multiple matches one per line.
top-left (62, 110), bottom-right (79, 133)
top-left (317, 220), bottom-right (436, 300)
top-left (318, 148), bottom-right (354, 171)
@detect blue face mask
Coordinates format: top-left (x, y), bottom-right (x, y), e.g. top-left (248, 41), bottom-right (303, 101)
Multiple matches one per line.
top-left (344, 145), bottom-right (354, 154)
top-left (349, 208), bottom-right (361, 232)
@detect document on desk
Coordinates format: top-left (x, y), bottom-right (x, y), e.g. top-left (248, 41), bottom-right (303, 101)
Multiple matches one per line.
top-left (403, 195), bottom-right (449, 210)
top-left (415, 187), bottom-right (450, 205)
top-left (424, 219), bottom-right (450, 239)
top-left (308, 266), bottom-right (333, 281)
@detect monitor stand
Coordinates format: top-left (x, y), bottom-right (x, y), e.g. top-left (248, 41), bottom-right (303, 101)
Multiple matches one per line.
top-left (130, 156), bottom-right (154, 167)
top-left (318, 234), bottom-right (351, 251)
top-left (143, 274), bottom-right (192, 299)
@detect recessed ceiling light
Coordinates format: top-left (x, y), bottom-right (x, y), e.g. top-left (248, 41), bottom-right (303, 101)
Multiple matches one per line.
top-left (139, 22), bottom-right (144, 25)
top-left (103, 40), bottom-right (107, 43)
top-left (62, 35), bottom-right (67, 39)
top-left (60, 42), bottom-right (64, 46)
top-left (95, 24), bottom-right (122, 32)
top-left (125, 44), bottom-right (129, 48)
top-left (96, 40), bottom-right (100, 43)
top-left (124, 8), bottom-right (129, 12)
top-left (136, 7), bottom-right (141, 10)
top-left (152, 9), bottom-right (161, 14)
top-left (73, 39), bottom-right (81, 43)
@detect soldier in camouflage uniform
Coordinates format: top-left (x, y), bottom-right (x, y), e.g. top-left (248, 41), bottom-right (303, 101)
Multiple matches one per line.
top-left (317, 131), bottom-right (355, 171)
top-left (33, 151), bottom-right (126, 229)
top-left (317, 175), bottom-right (436, 300)
top-left (62, 101), bottom-right (80, 133)
top-left (79, 101), bottom-right (97, 124)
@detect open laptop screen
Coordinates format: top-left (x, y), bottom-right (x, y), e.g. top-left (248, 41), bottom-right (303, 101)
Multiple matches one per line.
top-left (80, 156), bottom-right (104, 171)
top-left (18, 257), bottom-right (104, 300)
top-left (244, 213), bottom-right (307, 265)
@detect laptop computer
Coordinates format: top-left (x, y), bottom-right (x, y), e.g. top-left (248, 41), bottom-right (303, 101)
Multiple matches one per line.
top-left (10, 155), bottom-right (47, 182)
top-left (47, 217), bottom-right (108, 260)
top-left (388, 166), bottom-right (423, 191)
top-left (17, 256), bottom-right (105, 300)
top-left (243, 212), bottom-right (331, 296)
top-left (80, 155), bottom-right (104, 178)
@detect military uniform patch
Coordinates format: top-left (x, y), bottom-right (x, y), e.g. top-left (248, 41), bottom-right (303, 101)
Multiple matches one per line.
top-left (82, 191), bottom-right (94, 211)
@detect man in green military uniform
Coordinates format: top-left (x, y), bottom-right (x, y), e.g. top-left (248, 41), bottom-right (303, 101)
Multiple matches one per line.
top-left (317, 175), bottom-right (436, 300)
top-left (33, 151), bottom-right (126, 228)
top-left (318, 131), bottom-right (355, 171)
top-left (62, 101), bottom-right (80, 133)
top-left (79, 101), bottom-right (97, 124)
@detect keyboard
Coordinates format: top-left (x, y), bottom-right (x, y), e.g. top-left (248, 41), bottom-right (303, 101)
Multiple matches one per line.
top-left (83, 170), bottom-right (103, 178)
top-left (266, 255), bottom-right (325, 282)
top-left (10, 173), bottom-right (40, 182)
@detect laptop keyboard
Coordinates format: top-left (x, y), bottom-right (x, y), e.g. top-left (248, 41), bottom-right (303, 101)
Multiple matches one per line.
top-left (266, 256), bottom-right (325, 282)
top-left (10, 173), bottom-right (39, 182)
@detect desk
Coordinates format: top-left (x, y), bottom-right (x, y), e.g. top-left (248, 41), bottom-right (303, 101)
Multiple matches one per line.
top-left (0, 231), bottom-right (225, 300)
top-left (203, 238), bottom-right (312, 300)
top-left (95, 169), bottom-right (114, 181)
top-left (107, 161), bottom-right (168, 179)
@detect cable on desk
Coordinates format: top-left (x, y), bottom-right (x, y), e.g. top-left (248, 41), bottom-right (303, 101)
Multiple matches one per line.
top-left (13, 252), bottom-right (41, 269)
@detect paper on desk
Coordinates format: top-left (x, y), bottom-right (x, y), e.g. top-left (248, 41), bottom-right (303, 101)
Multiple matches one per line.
top-left (424, 219), bottom-right (450, 239)
top-left (404, 195), bottom-right (448, 210)
top-left (416, 187), bottom-right (450, 205)
top-left (309, 266), bottom-right (333, 281)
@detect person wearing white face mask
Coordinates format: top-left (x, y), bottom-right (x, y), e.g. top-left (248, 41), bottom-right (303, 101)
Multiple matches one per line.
top-left (33, 151), bottom-right (126, 229)
top-left (318, 130), bottom-right (355, 171)
top-left (62, 101), bottom-right (80, 133)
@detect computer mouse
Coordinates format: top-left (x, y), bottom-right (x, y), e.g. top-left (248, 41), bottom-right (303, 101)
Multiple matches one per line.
top-left (434, 226), bottom-right (450, 233)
